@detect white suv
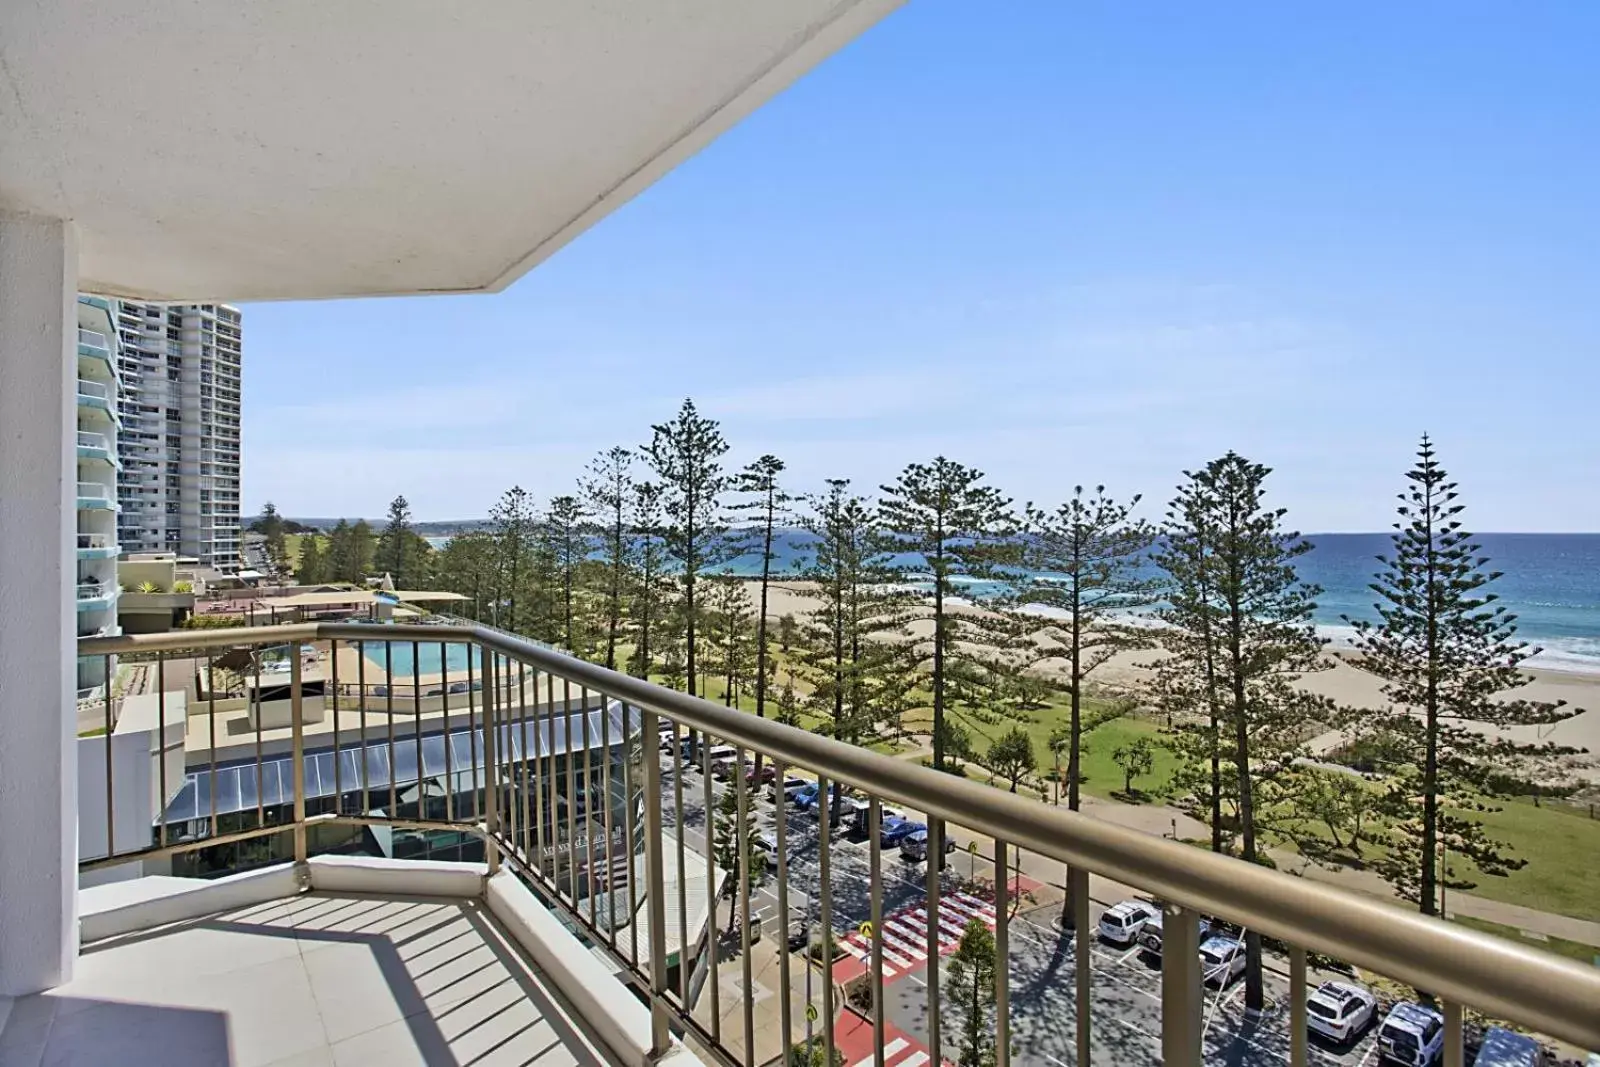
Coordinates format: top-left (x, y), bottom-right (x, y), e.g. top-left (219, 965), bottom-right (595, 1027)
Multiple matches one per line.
top-left (1096, 900), bottom-right (1160, 945)
top-left (1306, 981), bottom-right (1377, 1046)
top-left (1378, 1002), bottom-right (1444, 1066)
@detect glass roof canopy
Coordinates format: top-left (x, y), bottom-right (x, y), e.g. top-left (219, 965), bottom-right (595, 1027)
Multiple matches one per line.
top-left (162, 701), bottom-right (638, 825)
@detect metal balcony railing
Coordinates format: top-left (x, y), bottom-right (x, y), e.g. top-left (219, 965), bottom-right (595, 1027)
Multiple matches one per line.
top-left (76, 480), bottom-right (112, 501)
top-left (74, 622), bottom-right (1600, 1067)
top-left (77, 431), bottom-right (111, 451)
top-left (78, 328), bottom-right (110, 351)
top-left (76, 378), bottom-right (109, 400)
top-left (77, 532), bottom-right (115, 549)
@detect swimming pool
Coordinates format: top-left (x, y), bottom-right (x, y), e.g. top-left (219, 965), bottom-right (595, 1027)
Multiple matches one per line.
top-left (360, 640), bottom-right (475, 677)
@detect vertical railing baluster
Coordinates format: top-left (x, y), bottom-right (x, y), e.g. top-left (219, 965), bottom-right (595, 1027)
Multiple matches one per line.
top-left (623, 702), bottom-right (639, 969)
top-left (331, 639), bottom-right (341, 816)
top-left (1290, 945), bottom-right (1308, 1067)
top-left (357, 640), bottom-right (370, 817)
top-left (480, 644), bottom-right (500, 875)
top-left (532, 668), bottom-right (549, 880)
top-left (290, 652), bottom-right (307, 864)
top-left (207, 649), bottom-right (219, 839)
top-left (467, 645), bottom-right (479, 823)
top-left (926, 816), bottom-right (942, 1065)
top-left (385, 642), bottom-right (397, 815)
top-left (411, 639), bottom-right (422, 820)
top-left (674, 719), bottom-right (689, 1006)
top-left (869, 797), bottom-right (885, 1067)
top-left (773, 757), bottom-right (793, 1065)
top-left (737, 745), bottom-right (754, 1067)
top-left (640, 705), bottom-right (671, 1058)
top-left (994, 837), bottom-right (1011, 1067)
top-left (441, 642), bottom-right (453, 824)
top-left (600, 689), bottom-right (615, 946)
top-left (583, 684), bottom-right (597, 930)
top-left (1072, 866), bottom-right (1092, 1067)
top-left (103, 653), bottom-right (114, 858)
top-left (1162, 903), bottom-right (1202, 1067)
top-left (819, 775), bottom-right (835, 1067)
top-left (564, 676), bottom-right (579, 905)
top-left (503, 657), bottom-right (519, 856)
top-left (254, 650), bottom-right (265, 829)
top-left (553, 681), bottom-right (566, 895)
top-left (156, 653), bottom-right (168, 850)
top-left (704, 728), bottom-right (720, 1045)
top-left (520, 661), bottom-right (533, 863)
top-left (1443, 1000), bottom-right (1464, 1067)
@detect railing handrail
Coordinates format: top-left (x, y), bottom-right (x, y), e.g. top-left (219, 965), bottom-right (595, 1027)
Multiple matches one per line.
top-left (76, 621), bottom-right (1600, 1051)
top-left (76, 378), bottom-right (109, 398)
top-left (77, 431), bottom-right (110, 448)
top-left (76, 480), bottom-right (110, 496)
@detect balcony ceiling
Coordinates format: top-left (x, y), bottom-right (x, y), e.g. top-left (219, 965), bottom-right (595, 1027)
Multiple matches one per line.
top-left (0, 1), bottom-right (901, 302)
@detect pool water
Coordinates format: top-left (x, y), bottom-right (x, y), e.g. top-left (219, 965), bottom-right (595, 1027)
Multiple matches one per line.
top-left (360, 640), bottom-right (475, 677)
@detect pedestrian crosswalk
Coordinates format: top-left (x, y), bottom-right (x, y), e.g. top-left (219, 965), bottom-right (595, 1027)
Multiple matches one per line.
top-left (834, 1013), bottom-right (934, 1067)
top-left (830, 892), bottom-right (998, 985)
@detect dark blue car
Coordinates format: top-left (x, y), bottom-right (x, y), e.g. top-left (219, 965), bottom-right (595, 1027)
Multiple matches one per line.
top-left (792, 784), bottom-right (821, 811)
top-left (880, 817), bottom-right (925, 846)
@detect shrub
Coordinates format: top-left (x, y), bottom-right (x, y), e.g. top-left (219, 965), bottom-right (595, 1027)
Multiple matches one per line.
top-left (183, 614), bottom-right (245, 630)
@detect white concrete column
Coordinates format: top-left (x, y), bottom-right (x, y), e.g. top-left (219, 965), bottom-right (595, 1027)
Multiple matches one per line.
top-left (0, 212), bottom-right (80, 995)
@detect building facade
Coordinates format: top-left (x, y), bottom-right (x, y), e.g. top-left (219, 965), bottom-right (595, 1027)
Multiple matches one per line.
top-left (113, 302), bottom-right (242, 571)
top-left (74, 295), bottom-right (122, 697)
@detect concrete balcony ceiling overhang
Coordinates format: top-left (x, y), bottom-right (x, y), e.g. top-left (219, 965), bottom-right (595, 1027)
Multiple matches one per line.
top-left (1, 0), bottom-right (900, 302)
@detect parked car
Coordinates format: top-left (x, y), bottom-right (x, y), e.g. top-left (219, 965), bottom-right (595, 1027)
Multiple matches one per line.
top-left (1305, 981), bottom-right (1378, 1046)
top-left (899, 828), bottom-right (956, 863)
top-left (1096, 900), bottom-right (1161, 946)
top-left (1377, 1002), bottom-right (1444, 1066)
top-left (792, 783), bottom-right (821, 811)
top-left (879, 817), bottom-right (925, 847)
top-left (1136, 910), bottom-right (1213, 960)
top-left (772, 776), bottom-right (809, 802)
top-left (745, 763), bottom-right (778, 787)
top-left (1471, 1026), bottom-right (1545, 1067)
top-left (1198, 935), bottom-right (1247, 986)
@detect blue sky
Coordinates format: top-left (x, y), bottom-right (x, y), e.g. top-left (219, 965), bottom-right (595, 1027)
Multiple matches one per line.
top-left (241, 1), bottom-right (1600, 532)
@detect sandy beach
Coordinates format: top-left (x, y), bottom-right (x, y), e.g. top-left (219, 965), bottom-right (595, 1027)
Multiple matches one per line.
top-left (759, 580), bottom-right (1600, 781)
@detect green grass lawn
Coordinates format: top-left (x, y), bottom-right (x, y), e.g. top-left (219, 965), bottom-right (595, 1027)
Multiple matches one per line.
top-left (1456, 799), bottom-right (1600, 921)
top-left (1452, 914), bottom-right (1600, 967)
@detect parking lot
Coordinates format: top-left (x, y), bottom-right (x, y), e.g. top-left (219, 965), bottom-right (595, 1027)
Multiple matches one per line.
top-left (881, 905), bottom-right (1387, 1067)
top-left (653, 750), bottom-right (1391, 1067)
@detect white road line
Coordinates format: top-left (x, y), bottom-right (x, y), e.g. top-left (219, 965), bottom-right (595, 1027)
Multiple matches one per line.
top-left (898, 1052), bottom-right (930, 1067)
top-left (880, 927), bottom-right (928, 961)
top-left (886, 916), bottom-right (933, 946)
top-left (1118, 943), bottom-right (1143, 965)
top-left (852, 1037), bottom-right (909, 1067)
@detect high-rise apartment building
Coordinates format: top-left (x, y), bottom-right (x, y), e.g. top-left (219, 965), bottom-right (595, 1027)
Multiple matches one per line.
top-left (113, 302), bottom-right (243, 570)
top-left (74, 295), bottom-right (122, 698)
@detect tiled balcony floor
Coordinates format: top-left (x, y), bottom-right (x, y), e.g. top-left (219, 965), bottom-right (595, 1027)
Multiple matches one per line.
top-left (0, 893), bottom-right (618, 1067)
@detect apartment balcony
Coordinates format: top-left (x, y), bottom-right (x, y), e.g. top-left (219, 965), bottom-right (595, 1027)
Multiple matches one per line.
top-left (75, 430), bottom-right (117, 467)
top-left (53, 622), bottom-right (1600, 1067)
top-left (76, 329), bottom-right (115, 376)
top-left (76, 480), bottom-right (117, 511)
top-left (74, 581), bottom-right (116, 610)
top-left (75, 378), bottom-right (114, 414)
top-left (76, 532), bottom-right (119, 560)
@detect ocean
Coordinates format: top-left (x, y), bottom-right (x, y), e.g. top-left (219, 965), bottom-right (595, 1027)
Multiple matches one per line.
top-left (425, 531), bottom-right (1600, 674)
top-left (719, 531), bottom-right (1600, 676)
